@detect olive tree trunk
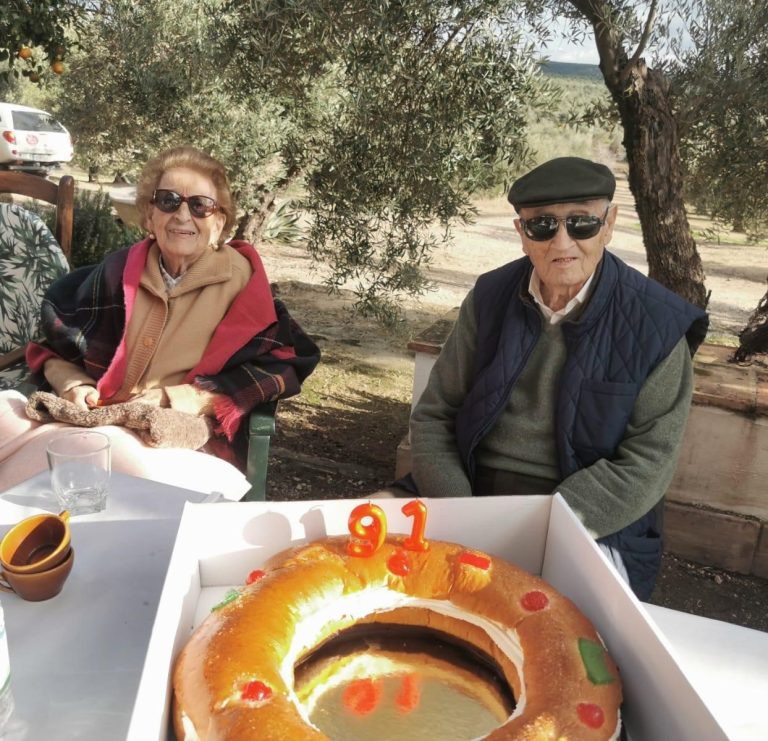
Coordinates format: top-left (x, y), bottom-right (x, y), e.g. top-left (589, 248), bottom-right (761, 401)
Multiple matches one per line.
top-left (568, 0), bottom-right (709, 309)
top-left (234, 192), bottom-right (276, 244)
top-left (613, 63), bottom-right (708, 307)
top-left (234, 166), bottom-right (301, 244)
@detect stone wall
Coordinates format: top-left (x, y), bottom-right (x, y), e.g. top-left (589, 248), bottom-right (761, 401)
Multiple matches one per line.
top-left (666, 345), bottom-right (767, 577)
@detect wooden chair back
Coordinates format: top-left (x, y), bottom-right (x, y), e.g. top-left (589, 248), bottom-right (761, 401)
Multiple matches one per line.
top-left (0, 172), bottom-right (74, 261)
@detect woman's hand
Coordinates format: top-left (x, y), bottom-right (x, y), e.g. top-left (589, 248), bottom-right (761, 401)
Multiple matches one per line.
top-left (61, 385), bottom-right (100, 409)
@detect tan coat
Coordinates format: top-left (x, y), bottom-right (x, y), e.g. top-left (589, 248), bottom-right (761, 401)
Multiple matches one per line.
top-left (44, 242), bottom-right (253, 415)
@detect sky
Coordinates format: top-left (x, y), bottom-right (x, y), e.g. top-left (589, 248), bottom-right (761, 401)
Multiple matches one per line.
top-left (533, 16), bottom-right (601, 66)
top-left (537, 38), bottom-right (600, 65)
top-left (534, 6), bottom-right (693, 67)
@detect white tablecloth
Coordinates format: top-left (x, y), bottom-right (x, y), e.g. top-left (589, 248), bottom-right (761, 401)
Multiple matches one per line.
top-left (0, 472), bottom-right (766, 740)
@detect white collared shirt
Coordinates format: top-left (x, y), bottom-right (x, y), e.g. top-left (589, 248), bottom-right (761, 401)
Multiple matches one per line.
top-left (159, 254), bottom-right (185, 290)
top-left (527, 270), bottom-right (595, 325)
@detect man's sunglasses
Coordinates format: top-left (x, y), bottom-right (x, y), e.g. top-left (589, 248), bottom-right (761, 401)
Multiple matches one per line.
top-left (151, 189), bottom-right (219, 218)
top-left (519, 206), bottom-right (611, 242)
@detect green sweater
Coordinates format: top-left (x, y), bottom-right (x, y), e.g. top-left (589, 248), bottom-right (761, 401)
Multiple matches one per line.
top-left (410, 289), bottom-right (693, 538)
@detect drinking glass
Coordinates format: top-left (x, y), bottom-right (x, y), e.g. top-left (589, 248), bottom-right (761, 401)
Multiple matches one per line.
top-left (46, 431), bottom-right (111, 515)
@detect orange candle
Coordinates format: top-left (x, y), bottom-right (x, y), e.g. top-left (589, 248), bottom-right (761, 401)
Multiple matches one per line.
top-left (347, 503), bottom-right (387, 557)
top-left (402, 499), bottom-right (430, 552)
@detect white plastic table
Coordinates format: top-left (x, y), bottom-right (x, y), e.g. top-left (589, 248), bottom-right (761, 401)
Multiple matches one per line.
top-left (0, 471), bottom-right (218, 740)
top-left (643, 603), bottom-right (768, 740)
top-left (0, 472), bottom-right (766, 740)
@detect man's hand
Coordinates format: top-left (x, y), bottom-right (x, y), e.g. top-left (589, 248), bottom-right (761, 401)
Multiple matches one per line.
top-left (61, 385), bottom-right (99, 409)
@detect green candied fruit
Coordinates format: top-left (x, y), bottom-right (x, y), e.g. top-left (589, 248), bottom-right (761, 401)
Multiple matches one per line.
top-left (578, 637), bottom-right (616, 685)
top-left (211, 588), bottom-right (240, 612)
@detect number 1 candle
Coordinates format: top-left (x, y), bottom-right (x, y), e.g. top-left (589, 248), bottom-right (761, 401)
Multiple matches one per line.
top-left (402, 499), bottom-right (429, 552)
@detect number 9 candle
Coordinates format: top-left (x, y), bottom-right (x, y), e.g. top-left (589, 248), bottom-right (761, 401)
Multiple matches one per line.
top-left (347, 503), bottom-right (387, 557)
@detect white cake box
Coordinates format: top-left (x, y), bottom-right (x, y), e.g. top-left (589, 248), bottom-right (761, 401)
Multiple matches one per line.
top-left (127, 495), bottom-right (726, 740)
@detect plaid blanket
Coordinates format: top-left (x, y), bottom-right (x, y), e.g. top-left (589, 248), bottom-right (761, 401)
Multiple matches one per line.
top-left (27, 238), bottom-right (320, 439)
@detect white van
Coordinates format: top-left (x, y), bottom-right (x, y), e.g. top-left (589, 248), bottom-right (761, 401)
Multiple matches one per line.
top-left (0, 102), bottom-right (74, 173)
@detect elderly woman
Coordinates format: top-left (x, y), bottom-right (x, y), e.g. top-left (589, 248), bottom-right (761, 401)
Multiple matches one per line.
top-left (0, 146), bottom-right (319, 497)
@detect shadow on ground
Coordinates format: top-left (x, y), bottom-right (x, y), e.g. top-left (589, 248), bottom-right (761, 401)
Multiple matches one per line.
top-left (268, 387), bottom-right (410, 501)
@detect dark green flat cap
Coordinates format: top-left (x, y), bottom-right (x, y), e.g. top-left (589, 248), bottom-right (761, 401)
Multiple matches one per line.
top-left (508, 156), bottom-right (615, 211)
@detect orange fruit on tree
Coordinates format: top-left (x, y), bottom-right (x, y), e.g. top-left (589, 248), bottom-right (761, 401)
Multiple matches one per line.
top-left (51, 61), bottom-right (65, 74)
top-left (29, 72), bottom-right (40, 83)
top-left (18, 47), bottom-right (32, 60)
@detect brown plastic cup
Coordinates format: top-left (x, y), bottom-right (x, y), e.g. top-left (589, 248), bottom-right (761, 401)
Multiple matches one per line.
top-left (0, 547), bottom-right (75, 601)
top-left (0, 511), bottom-right (71, 574)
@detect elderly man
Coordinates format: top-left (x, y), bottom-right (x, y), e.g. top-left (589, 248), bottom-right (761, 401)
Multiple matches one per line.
top-left (408, 157), bottom-right (708, 599)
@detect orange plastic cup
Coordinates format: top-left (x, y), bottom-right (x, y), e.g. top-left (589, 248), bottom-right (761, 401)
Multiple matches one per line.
top-left (0, 547), bottom-right (75, 601)
top-left (0, 511), bottom-right (71, 574)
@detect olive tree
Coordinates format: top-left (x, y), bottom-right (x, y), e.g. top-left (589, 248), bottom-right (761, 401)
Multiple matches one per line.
top-left (526, 0), bottom-right (768, 324)
top-left (672, 0), bottom-right (768, 240)
top-left (54, 0), bottom-right (550, 321)
top-left (525, 0), bottom-right (710, 308)
top-left (668, 0), bottom-right (768, 360)
top-left (218, 1), bottom-right (551, 317)
top-left (536, 0), bottom-right (768, 358)
top-left (686, 1), bottom-right (768, 360)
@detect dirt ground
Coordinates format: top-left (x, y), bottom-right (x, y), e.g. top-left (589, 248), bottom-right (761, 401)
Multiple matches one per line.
top-left (251, 173), bottom-right (768, 633)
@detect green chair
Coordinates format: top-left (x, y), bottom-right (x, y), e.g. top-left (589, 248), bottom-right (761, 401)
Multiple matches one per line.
top-left (243, 401), bottom-right (278, 501)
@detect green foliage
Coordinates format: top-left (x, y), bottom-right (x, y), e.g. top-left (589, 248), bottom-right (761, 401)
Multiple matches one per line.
top-left (466, 73), bottom-right (621, 199)
top-left (53, 1), bottom-right (319, 227)
top-left (1, 70), bottom-right (54, 111)
top-left (51, 0), bottom-right (551, 321)
top-left (220, 1), bottom-right (554, 321)
top-left (671, 0), bottom-right (768, 240)
top-left (31, 190), bottom-right (144, 269)
top-left (0, 69), bottom-right (20, 100)
top-left (542, 0), bottom-right (767, 242)
top-left (69, 190), bottom-right (145, 268)
top-left (0, 1), bottom-right (92, 84)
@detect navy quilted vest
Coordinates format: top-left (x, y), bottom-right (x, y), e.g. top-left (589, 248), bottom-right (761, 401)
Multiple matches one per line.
top-left (455, 252), bottom-right (708, 598)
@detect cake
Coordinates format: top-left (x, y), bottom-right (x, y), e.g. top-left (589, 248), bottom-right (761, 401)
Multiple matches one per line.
top-left (172, 508), bottom-right (623, 740)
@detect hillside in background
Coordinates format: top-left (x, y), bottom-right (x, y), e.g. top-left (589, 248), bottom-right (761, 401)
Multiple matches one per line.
top-left (541, 60), bottom-right (602, 80)
top-left (522, 62), bottom-right (619, 169)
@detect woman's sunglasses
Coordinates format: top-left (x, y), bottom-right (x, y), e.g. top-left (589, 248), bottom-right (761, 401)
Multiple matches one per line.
top-left (151, 189), bottom-right (219, 218)
top-left (519, 206), bottom-right (611, 242)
